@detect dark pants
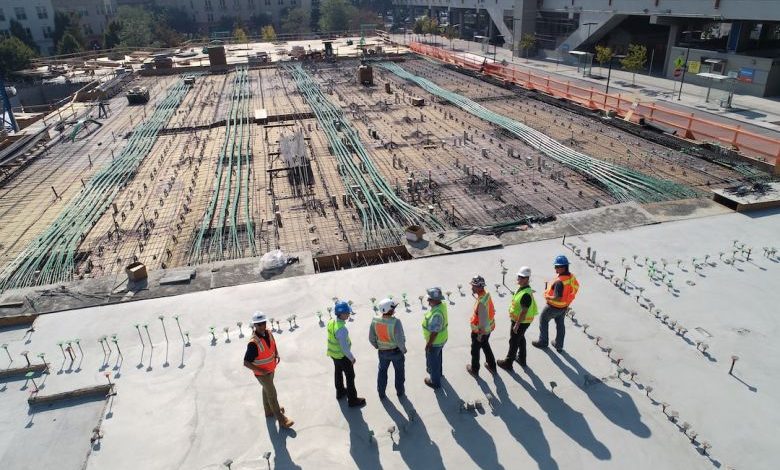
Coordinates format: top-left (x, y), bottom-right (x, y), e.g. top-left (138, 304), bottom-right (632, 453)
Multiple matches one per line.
top-left (505, 322), bottom-right (530, 365)
top-left (332, 357), bottom-right (358, 402)
top-left (470, 332), bottom-right (496, 371)
top-left (425, 345), bottom-right (444, 387)
top-left (538, 305), bottom-right (567, 348)
top-left (377, 349), bottom-right (405, 396)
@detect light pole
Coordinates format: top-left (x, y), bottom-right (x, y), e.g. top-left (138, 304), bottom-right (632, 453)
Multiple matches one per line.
top-left (677, 30), bottom-right (695, 101)
top-left (605, 54), bottom-right (626, 96)
top-left (582, 22), bottom-right (597, 44)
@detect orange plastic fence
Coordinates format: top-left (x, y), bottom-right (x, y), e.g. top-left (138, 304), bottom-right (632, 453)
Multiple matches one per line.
top-left (409, 43), bottom-right (780, 166)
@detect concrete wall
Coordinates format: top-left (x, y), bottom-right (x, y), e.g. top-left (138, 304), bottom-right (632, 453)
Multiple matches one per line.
top-left (667, 46), bottom-right (779, 97)
top-left (10, 82), bottom-right (85, 110)
top-left (0, 0), bottom-right (56, 55)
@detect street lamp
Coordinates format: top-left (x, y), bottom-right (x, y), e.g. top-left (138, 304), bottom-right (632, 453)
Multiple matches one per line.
top-left (582, 22), bottom-right (597, 44)
top-left (605, 54), bottom-right (626, 96)
top-left (677, 29), bottom-right (697, 101)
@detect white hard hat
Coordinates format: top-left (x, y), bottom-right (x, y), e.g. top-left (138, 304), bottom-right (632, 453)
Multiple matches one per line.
top-left (251, 311), bottom-right (268, 324)
top-left (378, 298), bottom-right (398, 314)
top-left (516, 266), bottom-right (532, 277)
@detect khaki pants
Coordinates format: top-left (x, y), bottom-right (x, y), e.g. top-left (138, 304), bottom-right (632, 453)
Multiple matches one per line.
top-left (255, 373), bottom-right (282, 419)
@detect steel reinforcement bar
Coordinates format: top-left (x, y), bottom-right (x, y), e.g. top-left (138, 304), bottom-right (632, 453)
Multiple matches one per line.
top-left (0, 77), bottom-right (194, 291)
top-left (380, 62), bottom-right (699, 204)
top-left (284, 63), bottom-right (447, 248)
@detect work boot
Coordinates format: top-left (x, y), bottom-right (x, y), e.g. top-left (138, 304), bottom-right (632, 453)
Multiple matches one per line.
top-left (336, 391), bottom-right (347, 400)
top-left (348, 397), bottom-right (367, 408)
top-left (266, 407), bottom-right (285, 418)
top-left (515, 357), bottom-right (528, 368)
top-left (531, 341), bottom-right (548, 349)
top-left (466, 364), bottom-right (478, 376)
top-left (552, 341), bottom-right (563, 352)
top-left (485, 362), bottom-right (497, 374)
top-left (278, 415), bottom-right (294, 429)
top-left (496, 359), bottom-right (513, 371)
top-left (424, 378), bottom-right (439, 389)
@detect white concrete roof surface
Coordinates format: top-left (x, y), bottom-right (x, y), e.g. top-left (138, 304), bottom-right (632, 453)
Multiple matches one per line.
top-left (1, 208), bottom-right (778, 469)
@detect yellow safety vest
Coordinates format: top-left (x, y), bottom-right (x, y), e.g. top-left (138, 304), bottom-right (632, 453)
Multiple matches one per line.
top-left (422, 303), bottom-right (448, 346)
top-left (326, 319), bottom-right (349, 359)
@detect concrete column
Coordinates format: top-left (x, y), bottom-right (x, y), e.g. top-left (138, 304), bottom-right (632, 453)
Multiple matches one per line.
top-left (512, 0), bottom-right (536, 58)
top-left (663, 23), bottom-right (681, 78)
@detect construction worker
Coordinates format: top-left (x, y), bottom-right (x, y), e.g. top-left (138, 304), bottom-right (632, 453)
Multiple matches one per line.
top-left (467, 275), bottom-right (497, 376)
top-left (369, 298), bottom-right (407, 398)
top-left (327, 301), bottom-right (366, 407)
top-left (533, 255), bottom-right (580, 352)
top-left (497, 266), bottom-right (537, 371)
top-left (243, 311), bottom-right (294, 429)
top-left (422, 287), bottom-right (448, 389)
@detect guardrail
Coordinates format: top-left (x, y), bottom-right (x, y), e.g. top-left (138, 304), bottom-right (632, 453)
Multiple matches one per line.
top-left (408, 42), bottom-right (780, 171)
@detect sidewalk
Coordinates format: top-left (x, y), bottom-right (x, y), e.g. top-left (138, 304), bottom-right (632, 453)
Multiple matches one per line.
top-left (390, 35), bottom-right (780, 139)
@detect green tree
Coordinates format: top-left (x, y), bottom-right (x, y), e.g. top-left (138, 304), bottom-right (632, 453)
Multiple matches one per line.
top-left (319, 0), bottom-right (355, 32)
top-left (261, 25), bottom-right (277, 42)
top-left (53, 12), bottom-right (86, 51)
top-left (443, 25), bottom-right (458, 49)
top-left (594, 44), bottom-right (613, 75)
top-left (117, 6), bottom-right (155, 48)
top-left (58, 32), bottom-right (84, 55)
top-left (281, 8), bottom-right (311, 35)
top-left (518, 33), bottom-right (536, 62)
top-left (161, 7), bottom-right (198, 35)
top-left (233, 26), bottom-right (249, 43)
top-left (0, 37), bottom-right (37, 74)
top-left (103, 21), bottom-right (122, 49)
top-left (620, 43), bottom-right (647, 86)
top-left (249, 13), bottom-right (272, 35)
top-left (9, 20), bottom-right (39, 53)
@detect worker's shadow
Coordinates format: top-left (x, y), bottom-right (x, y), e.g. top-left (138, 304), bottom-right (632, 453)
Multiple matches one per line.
top-left (381, 396), bottom-right (445, 469)
top-left (338, 401), bottom-right (381, 470)
top-left (517, 367), bottom-right (611, 460)
top-left (265, 419), bottom-right (301, 469)
top-left (547, 350), bottom-right (651, 438)
top-left (436, 380), bottom-right (504, 469)
top-left (487, 373), bottom-right (560, 470)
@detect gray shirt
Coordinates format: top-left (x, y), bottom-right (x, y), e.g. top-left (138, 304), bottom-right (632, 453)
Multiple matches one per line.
top-left (335, 326), bottom-right (354, 361)
top-left (368, 316), bottom-right (407, 353)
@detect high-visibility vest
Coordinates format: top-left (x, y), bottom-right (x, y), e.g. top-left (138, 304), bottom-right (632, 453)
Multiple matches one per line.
top-left (372, 316), bottom-right (398, 350)
top-left (545, 273), bottom-right (580, 308)
top-left (470, 292), bottom-right (496, 333)
top-left (422, 302), bottom-right (448, 346)
top-left (326, 319), bottom-right (350, 359)
top-left (250, 333), bottom-right (277, 376)
top-left (510, 286), bottom-right (538, 324)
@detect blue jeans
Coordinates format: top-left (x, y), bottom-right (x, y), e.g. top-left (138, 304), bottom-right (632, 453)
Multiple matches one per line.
top-left (538, 305), bottom-right (567, 347)
top-left (378, 349), bottom-right (405, 396)
top-left (425, 345), bottom-right (443, 388)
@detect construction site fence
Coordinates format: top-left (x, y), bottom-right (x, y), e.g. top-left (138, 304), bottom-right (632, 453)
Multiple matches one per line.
top-left (408, 42), bottom-right (780, 167)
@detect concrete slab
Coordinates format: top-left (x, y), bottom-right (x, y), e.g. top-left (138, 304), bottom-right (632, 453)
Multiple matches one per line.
top-left (1, 209), bottom-right (777, 469)
top-left (711, 182), bottom-right (780, 212)
top-left (641, 198), bottom-right (733, 222)
top-left (405, 230), bottom-right (503, 258)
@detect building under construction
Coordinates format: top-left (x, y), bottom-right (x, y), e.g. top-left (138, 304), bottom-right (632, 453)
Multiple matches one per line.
top-left (0, 38), bottom-right (776, 291)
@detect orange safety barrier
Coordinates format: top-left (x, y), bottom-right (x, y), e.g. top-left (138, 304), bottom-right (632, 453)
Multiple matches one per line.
top-left (409, 43), bottom-right (780, 169)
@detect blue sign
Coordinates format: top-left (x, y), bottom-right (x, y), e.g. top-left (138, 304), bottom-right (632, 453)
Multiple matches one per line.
top-left (738, 67), bottom-right (755, 83)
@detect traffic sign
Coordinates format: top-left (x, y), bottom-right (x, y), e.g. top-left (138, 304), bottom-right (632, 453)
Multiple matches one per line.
top-left (673, 67), bottom-right (682, 78)
top-left (674, 56), bottom-right (685, 68)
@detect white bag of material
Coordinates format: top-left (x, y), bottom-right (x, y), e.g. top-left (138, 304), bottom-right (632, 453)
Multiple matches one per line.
top-left (260, 249), bottom-right (288, 271)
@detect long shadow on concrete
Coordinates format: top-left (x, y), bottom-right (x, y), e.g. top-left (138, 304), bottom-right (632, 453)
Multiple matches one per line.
top-left (436, 379), bottom-right (504, 469)
top-left (486, 372), bottom-right (560, 470)
top-left (265, 419), bottom-right (301, 469)
top-left (517, 367), bottom-right (612, 460)
top-left (338, 402), bottom-right (382, 470)
top-left (381, 396), bottom-right (445, 469)
top-left (548, 350), bottom-right (651, 438)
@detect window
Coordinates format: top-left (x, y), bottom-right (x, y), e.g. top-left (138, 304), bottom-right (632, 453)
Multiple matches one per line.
top-left (248, 0), bottom-right (254, 6)
top-left (278, 0), bottom-right (283, 5)
top-left (36, 6), bottom-right (48, 19)
top-left (207, 12), bottom-right (215, 22)
top-left (219, 0), bottom-right (227, 9)
top-left (0, 9), bottom-right (5, 22)
top-left (15, 7), bottom-right (27, 21)
top-left (43, 26), bottom-right (51, 38)
top-left (265, 0), bottom-right (270, 5)
top-left (0, 30), bottom-right (10, 39)
top-left (205, 0), bottom-right (213, 11)
top-left (234, 0), bottom-right (240, 9)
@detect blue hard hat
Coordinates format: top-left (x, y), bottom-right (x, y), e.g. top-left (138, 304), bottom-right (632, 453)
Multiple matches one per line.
top-left (334, 301), bottom-right (352, 315)
top-left (554, 255), bottom-right (570, 266)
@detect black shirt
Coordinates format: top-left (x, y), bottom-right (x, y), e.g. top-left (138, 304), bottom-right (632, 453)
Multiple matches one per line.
top-left (519, 291), bottom-right (533, 309)
top-left (244, 332), bottom-right (272, 362)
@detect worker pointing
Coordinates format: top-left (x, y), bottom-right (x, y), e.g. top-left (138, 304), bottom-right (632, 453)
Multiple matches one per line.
top-left (497, 266), bottom-right (537, 371)
top-left (533, 255), bottom-right (580, 352)
top-left (326, 301), bottom-right (366, 408)
top-left (467, 275), bottom-right (497, 376)
top-left (369, 298), bottom-right (407, 399)
top-left (423, 287), bottom-right (448, 389)
top-left (243, 311), bottom-right (294, 429)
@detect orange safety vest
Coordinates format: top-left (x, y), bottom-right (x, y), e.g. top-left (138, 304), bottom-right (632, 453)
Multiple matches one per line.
top-left (372, 317), bottom-right (398, 350)
top-left (250, 333), bottom-right (277, 376)
top-left (470, 292), bottom-right (496, 333)
top-left (545, 273), bottom-right (579, 308)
